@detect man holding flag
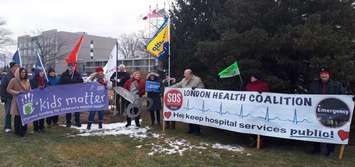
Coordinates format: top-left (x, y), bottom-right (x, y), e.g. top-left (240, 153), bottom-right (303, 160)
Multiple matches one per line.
top-left (59, 34), bottom-right (84, 127)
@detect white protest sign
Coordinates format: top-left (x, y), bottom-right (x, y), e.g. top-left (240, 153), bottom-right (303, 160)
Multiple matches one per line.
top-left (163, 88), bottom-right (354, 144)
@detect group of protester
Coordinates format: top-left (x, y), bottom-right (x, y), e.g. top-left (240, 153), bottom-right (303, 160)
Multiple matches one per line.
top-left (0, 60), bottom-right (352, 157)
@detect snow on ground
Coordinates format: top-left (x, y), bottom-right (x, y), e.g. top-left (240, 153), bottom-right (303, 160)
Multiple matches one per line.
top-left (68, 122), bottom-right (153, 139)
top-left (66, 122), bottom-right (247, 156)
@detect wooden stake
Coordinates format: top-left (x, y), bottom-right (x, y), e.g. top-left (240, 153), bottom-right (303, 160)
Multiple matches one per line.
top-left (256, 135), bottom-right (261, 150)
top-left (162, 120), bottom-right (165, 131)
top-left (338, 145), bottom-right (345, 160)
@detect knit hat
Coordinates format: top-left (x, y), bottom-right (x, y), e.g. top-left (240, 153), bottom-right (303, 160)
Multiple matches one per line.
top-left (95, 66), bottom-right (104, 73)
top-left (320, 67), bottom-right (330, 76)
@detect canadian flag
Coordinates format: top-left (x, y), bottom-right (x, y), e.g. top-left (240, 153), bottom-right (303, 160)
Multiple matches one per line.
top-left (142, 9), bottom-right (166, 20)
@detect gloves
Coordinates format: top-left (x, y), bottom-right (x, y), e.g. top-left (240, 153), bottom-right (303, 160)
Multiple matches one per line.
top-left (192, 86), bottom-right (197, 90)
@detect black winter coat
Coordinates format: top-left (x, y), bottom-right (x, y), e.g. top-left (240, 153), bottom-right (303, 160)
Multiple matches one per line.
top-left (0, 72), bottom-right (15, 100)
top-left (308, 79), bottom-right (348, 95)
top-left (59, 70), bottom-right (83, 85)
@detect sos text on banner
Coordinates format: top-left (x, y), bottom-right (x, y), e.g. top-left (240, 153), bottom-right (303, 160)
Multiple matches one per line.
top-left (16, 82), bottom-right (109, 125)
top-left (163, 88), bottom-right (354, 144)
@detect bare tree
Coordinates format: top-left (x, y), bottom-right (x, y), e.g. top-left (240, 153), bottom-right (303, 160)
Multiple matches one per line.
top-left (0, 18), bottom-right (14, 49)
top-left (29, 29), bottom-right (66, 69)
top-left (117, 32), bottom-right (147, 59)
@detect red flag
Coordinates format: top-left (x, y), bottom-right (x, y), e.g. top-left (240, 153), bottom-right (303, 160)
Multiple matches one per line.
top-left (65, 34), bottom-right (84, 65)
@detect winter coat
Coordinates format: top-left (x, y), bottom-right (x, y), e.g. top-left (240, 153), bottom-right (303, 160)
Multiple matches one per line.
top-left (308, 79), bottom-right (348, 95)
top-left (47, 75), bottom-right (60, 86)
top-left (173, 75), bottom-right (204, 89)
top-left (88, 72), bottom-right (108, 86)
top-left (124, 78), bottom-right (146, 99)
top-left (110, 71), bottom-right (130, 87)
top-left (0, 71), bottom-right (15, 101)
top-left (146, 72), bottom-right (161, 111)
top-left (245, 80), bottom-right (270, 92)
top-left (6, 69), bottom-right (31, 116)
top-left (59, 70), bottom-right (83, 85)
top-left (30, 70), bottom-right (46, 89)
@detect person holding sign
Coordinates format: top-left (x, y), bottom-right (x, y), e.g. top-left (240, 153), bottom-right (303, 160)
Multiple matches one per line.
top-left (124, 71), bottom-right (146, 127)
top-left (162, 73), bottom-right (177, 129)
top-left (172, 69), bottom-right (204, 134)
top-left (244, 73), bottom-right (270, 147)
top-left (6, 68), bottom-right (31, 137)
top-left (86, 67), bottom-right (108, 130)
top-left (309, 67), bottom-right (349, 156)
top-left (30, 68), bottom-right (47, 133)
top-left (146, 72), bottom-right (162, 126)
top-left (46, 68), bottom-right (60, 127)
top-left (110, 64), bottom-right (130, 114)
top-left (59, 63), bottom-right (84, 127)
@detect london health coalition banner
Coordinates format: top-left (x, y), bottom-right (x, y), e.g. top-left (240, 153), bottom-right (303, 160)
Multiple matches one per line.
top-left (163, 88), bottom-right (354, 144)
top-left (16, 82), bottom-right (109, 125)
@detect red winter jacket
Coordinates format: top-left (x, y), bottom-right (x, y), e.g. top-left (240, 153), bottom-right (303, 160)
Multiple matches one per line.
top-left (245, 80), bottom-right (270, 92)
top-left (124, 78), bottom-right (146, 96)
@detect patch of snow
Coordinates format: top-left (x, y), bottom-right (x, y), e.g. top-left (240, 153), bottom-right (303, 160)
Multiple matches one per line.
top-left (211, 143), bottom-right (244, 152)
top-left (64, 123), bottom-right (247, 156)
top-left (66, 122), bottom-right (157, 139)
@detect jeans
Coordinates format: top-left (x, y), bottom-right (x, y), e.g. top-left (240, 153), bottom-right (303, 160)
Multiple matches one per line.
top-left (88, 111), bottom-right (104, 123)
top-left (4, 99), bottom-right (12, 130)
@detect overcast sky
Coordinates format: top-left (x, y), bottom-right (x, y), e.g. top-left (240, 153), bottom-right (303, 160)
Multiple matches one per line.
top-left (0, 0), bottom-right (170, 43)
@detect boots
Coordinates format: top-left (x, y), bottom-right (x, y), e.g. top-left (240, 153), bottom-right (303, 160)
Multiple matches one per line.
top-left (87, 122), bottom-right (92, 130)
top-left (135, 117), bottom-right (140, 127)
top-left (14, 115), bottom-right (21, 135)
top-left (99, 122), bottom-right (103, 129)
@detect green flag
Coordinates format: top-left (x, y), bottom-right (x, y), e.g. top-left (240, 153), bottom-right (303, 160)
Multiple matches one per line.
top-left (218, 62), bottom-right (240, 78)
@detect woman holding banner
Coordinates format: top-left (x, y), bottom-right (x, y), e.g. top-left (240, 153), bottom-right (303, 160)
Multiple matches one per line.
top-left (86, 67), bottom-right (107, 130)
top-left (6, 68), bottom-right (31, 137)
top-left (46, 68), bottom-right (60, 126)
top-left (30, 69), bottom-right (47, 132)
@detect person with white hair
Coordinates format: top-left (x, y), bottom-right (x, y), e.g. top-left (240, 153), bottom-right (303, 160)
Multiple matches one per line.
top-left (110, 64), bottom-right (130, 114)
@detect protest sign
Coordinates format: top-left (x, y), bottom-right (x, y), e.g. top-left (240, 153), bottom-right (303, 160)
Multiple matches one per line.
top-left (163, 88), bottom-right (354, 144)
top-left (17, 82), bottom-right (108, 125)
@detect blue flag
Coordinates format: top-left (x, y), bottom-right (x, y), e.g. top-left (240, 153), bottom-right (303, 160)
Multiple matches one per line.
top-left (12, 48), bottom-right (22, 66)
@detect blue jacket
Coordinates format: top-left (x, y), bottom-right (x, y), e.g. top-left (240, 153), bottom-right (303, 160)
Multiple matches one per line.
top-left (47, 76), bottom-right (60, 86)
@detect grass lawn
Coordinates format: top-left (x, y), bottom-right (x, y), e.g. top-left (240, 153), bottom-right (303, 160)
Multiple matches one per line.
top-left (0, 104), bottom-right (354, 167)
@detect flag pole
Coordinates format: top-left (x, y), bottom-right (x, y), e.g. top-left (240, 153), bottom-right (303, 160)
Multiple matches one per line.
top-left (37, 50), bottom-right (49, 81)
top-left (115, 39), bottom-right (120, 115)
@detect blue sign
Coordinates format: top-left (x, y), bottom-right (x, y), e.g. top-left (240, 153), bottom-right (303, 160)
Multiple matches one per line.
top-left (16, 82), bottom-right (109, 125)
top-left (145, 81), bottom-right (160, 92)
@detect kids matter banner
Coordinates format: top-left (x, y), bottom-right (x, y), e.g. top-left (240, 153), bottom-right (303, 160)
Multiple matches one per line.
top-left (17, 82), bottom-right (109, 125)
top-left (163, 88), bottom-right (354, 144)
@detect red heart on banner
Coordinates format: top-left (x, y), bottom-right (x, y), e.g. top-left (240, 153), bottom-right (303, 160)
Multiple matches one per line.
top-left (338, 130), bottom-right (349, 141)
top-left (164, 111), bottom-right (172, 119)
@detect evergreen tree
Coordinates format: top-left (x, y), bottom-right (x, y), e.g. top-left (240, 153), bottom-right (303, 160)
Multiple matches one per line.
top-left (169, 0), bottom-right (355, 92)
